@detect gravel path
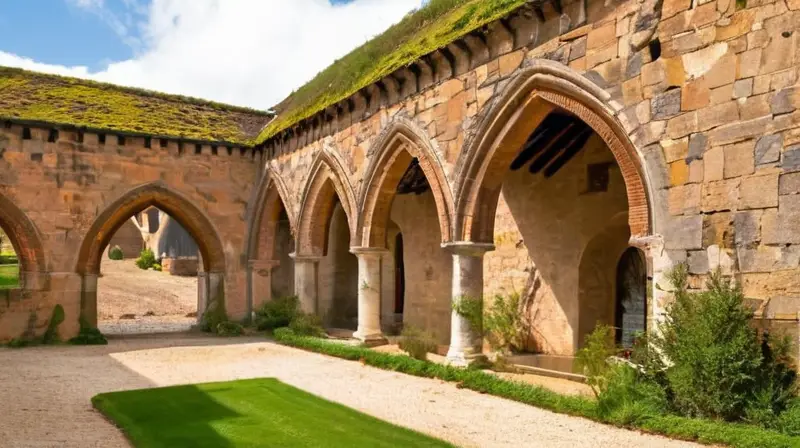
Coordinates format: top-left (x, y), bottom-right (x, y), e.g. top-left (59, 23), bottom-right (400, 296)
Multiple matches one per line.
top-left (0, 335), bottom-right (700, 448)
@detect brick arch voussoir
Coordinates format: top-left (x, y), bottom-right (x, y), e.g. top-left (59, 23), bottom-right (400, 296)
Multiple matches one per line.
top-left (296, 147), bottom-right (357, 256)
top-left (75, 181), bottom-right (226, 275)
top-left (0, 193), bottom-right (47, 275)
top-left (357, 117), bottom-right (454, 248)
top-left (455, 59), bottom-right (652, 243)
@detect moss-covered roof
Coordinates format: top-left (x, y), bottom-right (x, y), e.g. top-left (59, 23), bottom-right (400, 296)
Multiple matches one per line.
top-left (0, 66), bottom-right (273, 145)
top-left (256, 0), bottom-right (528, 144)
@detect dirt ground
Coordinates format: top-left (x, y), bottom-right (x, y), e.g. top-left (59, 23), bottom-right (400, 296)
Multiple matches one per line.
top-left (0, 335), bottom-right (699, 448)
top-left (97, 260), bottom-right (197, 334)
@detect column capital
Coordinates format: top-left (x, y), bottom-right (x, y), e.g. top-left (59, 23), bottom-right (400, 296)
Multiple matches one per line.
top-left (289, 252), bottom-right (323, 262)
top-left (441, 241), bottom-right (495, 257)
top-left (350, 246), bottom-right (390, 257)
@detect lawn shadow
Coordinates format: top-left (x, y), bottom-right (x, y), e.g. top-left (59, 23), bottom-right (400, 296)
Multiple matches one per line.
top-left (94, 383), bottom-right (242, 448)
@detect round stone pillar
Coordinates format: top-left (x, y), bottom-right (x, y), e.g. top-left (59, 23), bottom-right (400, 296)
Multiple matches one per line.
top-left (351, 247), bottom-right (388, 344)
top-left (444, 242), bottom-right (494, 366)
top-left (291, 254), bottom-right (320, 314)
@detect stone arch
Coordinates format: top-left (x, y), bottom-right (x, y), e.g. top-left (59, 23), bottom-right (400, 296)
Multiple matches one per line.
top-left (357, 117), bottom-right (454, 248)
top-left (75, 181), bottom-right (226, 275)
top-left (244, 166), bottom-right (297, 263)
top-left (454, 59), bottom-right (653, 243)
top-left (296, 146), bottom-right (357, 256)
top-left (0, 192), bottom-right (46, 281)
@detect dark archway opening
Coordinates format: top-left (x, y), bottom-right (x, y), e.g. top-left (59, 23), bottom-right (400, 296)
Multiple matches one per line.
top-left (615, 247), bottom-right (647, 348)
top-left (394, 232), bottom-right (405, 315)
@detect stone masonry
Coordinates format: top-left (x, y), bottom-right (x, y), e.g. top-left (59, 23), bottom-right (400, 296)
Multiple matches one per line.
top-left (2, 0), bottom-right (800, 361)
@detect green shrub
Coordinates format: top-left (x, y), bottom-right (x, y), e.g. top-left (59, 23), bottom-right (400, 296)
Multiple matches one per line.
top-left (452, 295), bottom-right (482, 335)
top-left (272, 329), bottom-right (800, 448)
top-left (134, 248), bottom-right (156, 270)
top-left (653, 266), bottom-right (797, 421)
top-left (41, 304), bottom-right (65, 344)
top-left (152, 263), bottom-right (162, 272)
top-left (255, 296), bottom-right (299, 331)
top-left (216, 321), bottom-right (244, 337)
top-left (398, 325), bottom-right (437, 360)
top-left (108, 245), bottom-right (124, 260)
top-left (201, 299), bottom-right (228, 333)
top-left (69, 317), bottom-right (108, 345)
top-left (288, 313), bottom-right (325, 337)
top-left (596, 364), bottom-right (668, 426)
top-left (575, 324), bottom-right (618, 398)
top-left (484, 292), bottom-right (526, 353)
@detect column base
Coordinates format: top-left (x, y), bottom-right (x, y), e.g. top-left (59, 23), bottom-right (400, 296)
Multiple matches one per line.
top-left (445, 347), bottom-right (488, 367)
top-left (353, 330), bottom-right (388, 347)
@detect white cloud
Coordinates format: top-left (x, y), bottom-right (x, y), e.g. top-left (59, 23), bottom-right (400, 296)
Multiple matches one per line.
top-left (1, 0), bottom-right (423, 111)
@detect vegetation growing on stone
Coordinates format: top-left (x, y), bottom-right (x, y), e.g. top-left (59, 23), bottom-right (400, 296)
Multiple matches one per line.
top-left (256, 0), bottom-right (528, 143)
top-left (0, 66), bottom-right (272, 145)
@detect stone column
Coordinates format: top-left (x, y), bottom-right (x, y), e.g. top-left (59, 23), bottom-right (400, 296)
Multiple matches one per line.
top-left (444, 242), bottom-right (494, 366)
top-left (81, 273), bottom-right (99, 327)
top-left (629, 234), bottom-right (666, 330)
top-left (248, 259), bottom-right (280, 317)
top-left (351, 247), bottom-right (388, 344)
top-left (291, 254), bottom-right (320, 314)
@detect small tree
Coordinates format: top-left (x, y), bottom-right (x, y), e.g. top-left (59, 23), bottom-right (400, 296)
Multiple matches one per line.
top-left (134, 248), bottom-right (156, 270)
top-left (108, 245), bottom-right (124, 260)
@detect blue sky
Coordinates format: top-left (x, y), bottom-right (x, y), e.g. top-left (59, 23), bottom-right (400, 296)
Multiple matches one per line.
top-left (0, 0), bottom-right (422, 109)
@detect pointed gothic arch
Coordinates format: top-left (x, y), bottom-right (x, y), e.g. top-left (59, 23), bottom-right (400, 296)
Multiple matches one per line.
top-left (357, 117), bottom-right (454, 248)
top-left (75, 181), bottom-right (226, 275)
top-left (0, 192), bottom-right (46, 286)
top-left (296, 146), bottom-right (357, 257)
top-left (454, 59), bottom-right (653, 243)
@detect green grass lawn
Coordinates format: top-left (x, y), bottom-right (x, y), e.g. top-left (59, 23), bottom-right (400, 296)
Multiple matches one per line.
top-left (93, 378), bottom-right (453, 448)
top-left (0, 263), bottom-right (18, 288)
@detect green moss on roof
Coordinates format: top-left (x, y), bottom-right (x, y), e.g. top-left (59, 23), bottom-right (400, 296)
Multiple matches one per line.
top-left (256, 0), bottom-right (528, 144)
top-left (0, 67), bottom-right (273, 145)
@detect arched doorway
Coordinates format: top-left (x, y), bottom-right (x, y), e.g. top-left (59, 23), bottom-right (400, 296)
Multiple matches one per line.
top-left (75, 182), bottom-right (226, 333)
top-left (357, 120), bottom-right (454, 344)
top-left (615, 247), bottom-right (647, 347)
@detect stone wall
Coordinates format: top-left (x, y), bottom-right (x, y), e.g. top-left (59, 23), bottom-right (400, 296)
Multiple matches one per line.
top-left (161, 257), bottom-right (199, 276)
top-left (258, 0), bottom-right (800, 354)
top-left (0, 125), bottom-right (258, 340)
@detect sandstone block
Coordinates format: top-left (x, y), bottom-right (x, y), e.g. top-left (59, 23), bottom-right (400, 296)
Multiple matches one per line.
top-left (762, 195), bottom-right (800, 244)
top-left (688, 250), bottom-right (710, 274)
top-left (666, 111), bottom-right (698, 139)
top-left (681, 77), bottom-right (711, 111)
top-left (739, 173), bottom-right (779, 209)
top-left (670, 159), bottom-right (690, 185)
top-left (705, 146), bottom-right (725, 181)
top-left (664, 214), bottom-right (704, 249)
top-left (738, 93), bottom-right (771, 121)
top-left (715, 9), bottom-right (755, 41)
top-left (753, 74), bottom-right (771, 95)
top-left (663, 0), bottom-right (692, 19)
top-left (771, 88), bottom-right (799, 115)
top-left (708, 116), bottom-right (771, 146)
top-left (498, 51), bottom-right (524, 77)
top-left (779, 171), bottom-right (800, 195)
top-left (704, 51), bottom-right (737, 89)
top-left (703, 179), bottom-right (740, 212)
top-left (771, 69), bottom-right (798, 91)
top-left (651, 89), bottom-right (682, 120)
top-left (689, 159), bottom-right (705, 183)
top-left (669, 183), bottom-right (702, 215)
top-left (738, 246), bottom-right (783, 273)
top-left (688, 132), bottom-right (708, 161)
top-left (587, 22), bottom-right (616, 50)
top-left (783, 146), bottom-right (800, 171)
top-left (723, 140), bottom-right (756, 178)
top-left (732, 78), bottom-right (753, 99)
top-left (755, 134), bottom-right (782, 165)
top-left (734, 210), bottom-right (762, 245)
top-left (737, 49), bottom-right (762, 79)
top-left (697, 100), bottom-right (740, 131)
top-left (663, 137), bottom-right (689, 162)
top-left (622, 78), bottom-right (643, 106)
top-left (703, 212), bottom-right (734, 248)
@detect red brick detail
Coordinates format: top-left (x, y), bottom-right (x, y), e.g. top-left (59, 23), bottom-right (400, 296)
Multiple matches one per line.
top-left (75, 181), bottom-right (226, 274)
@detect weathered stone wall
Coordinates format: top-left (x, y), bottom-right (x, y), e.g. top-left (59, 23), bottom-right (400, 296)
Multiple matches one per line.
top-left (0, 125), bottom-right (258, 340)
top-left (259, 0), bottom-right (800, 354)
top-left (161, 257), bottom-right (199, 276)
top-left (318, 203), bottom-right (358, 327)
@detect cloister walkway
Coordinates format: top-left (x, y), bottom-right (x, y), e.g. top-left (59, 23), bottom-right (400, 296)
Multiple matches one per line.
top-left (0, 335), bottom-right (698, 448)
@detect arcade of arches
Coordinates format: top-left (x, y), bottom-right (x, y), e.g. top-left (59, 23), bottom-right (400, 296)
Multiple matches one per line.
top-left (4, 0), bottom-right (800, 365)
